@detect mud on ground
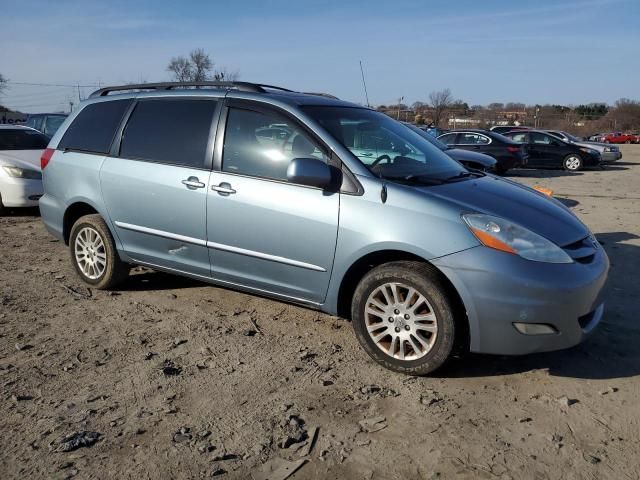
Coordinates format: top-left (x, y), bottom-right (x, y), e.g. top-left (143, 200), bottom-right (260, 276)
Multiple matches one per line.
top-left (1, 146), bottom-right (640, 479)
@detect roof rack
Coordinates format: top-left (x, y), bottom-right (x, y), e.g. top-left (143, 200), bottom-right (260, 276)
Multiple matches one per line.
top-left (89, 81), bottom-right (295, 98)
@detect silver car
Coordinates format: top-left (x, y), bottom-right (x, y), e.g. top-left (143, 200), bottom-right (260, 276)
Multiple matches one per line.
top-left (547, 130), bottom-right (622, 163)
top-left (39, 82), bottom-right (609, 375)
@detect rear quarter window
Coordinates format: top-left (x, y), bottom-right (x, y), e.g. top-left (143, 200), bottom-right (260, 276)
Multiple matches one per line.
top-left (58, 99), bottom-right (133, 154)
top-left (119, 99), bottom-right (217, 168)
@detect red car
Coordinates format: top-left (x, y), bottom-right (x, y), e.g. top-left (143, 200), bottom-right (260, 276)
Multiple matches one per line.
top-left (603, 132), bottom-right (635, 144)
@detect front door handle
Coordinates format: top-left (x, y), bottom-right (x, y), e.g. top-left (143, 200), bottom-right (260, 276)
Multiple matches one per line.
top-left (211, 182), bottom-right (236, 196)
top-left (182, 176), bottom-right (205, 190)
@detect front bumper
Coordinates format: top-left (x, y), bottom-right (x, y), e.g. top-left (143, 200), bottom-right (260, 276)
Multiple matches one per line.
top-left (0, 177), bottom-right (43, 207)
top-left (601, 151), bottom-right (622, 163)
top-left (433, 244), bottom-right (609, 355)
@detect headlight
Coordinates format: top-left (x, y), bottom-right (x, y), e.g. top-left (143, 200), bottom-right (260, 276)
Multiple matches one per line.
top-left (462, 213), bottom-right (573, 263)
top-left (579, 147), bottom-right (598, 156)
top-left (2, 165), bottom-right (42, 180)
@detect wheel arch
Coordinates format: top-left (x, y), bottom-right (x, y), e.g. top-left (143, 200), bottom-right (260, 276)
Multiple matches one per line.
top-left (335, 249), bottom-right (470, 352)
top-left (62, 201), bottom-right (101, 245)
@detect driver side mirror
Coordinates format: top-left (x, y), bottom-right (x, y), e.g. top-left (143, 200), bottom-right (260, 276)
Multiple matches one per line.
top-left (287, 158), bottom-right (334, 189)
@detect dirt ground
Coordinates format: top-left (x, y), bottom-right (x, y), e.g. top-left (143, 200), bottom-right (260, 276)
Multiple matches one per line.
top-left (2, 146), bottom-right (639, 480)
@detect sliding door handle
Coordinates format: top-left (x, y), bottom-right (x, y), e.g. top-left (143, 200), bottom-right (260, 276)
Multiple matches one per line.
top-left (211, 183), bottom-right (236, 195)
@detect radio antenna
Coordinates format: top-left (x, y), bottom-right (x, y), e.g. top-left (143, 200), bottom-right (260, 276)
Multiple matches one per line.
top-left (359, 60), bottom-right (370, 108)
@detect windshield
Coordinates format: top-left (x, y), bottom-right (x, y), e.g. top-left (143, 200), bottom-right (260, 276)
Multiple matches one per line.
top-left (303, 106), bottom-right (466, 183)
top-left (562, 131), bottom-right (581, 142)
top-left (0, 129), bottom-right (49, 150)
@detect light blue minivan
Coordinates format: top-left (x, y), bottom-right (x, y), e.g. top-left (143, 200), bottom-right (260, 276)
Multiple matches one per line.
top-left (39, 82), bottom-right (609, 374)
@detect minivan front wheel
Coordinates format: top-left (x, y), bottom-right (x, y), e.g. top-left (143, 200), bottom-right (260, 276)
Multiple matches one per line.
top-left (69, 214), bottom-right (129, 289)
top-left (351, 261), bottom-right (456, 375)
top-left (563, 155), bottom-right (582, 171)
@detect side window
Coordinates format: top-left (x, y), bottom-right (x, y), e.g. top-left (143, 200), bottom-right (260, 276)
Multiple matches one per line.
top-left (120, 99), bottom-right (217, 168)
top-left (510, 133), bottom-right (528, 143)
top-left (59, 100), bottom-right (132, 154)
top-left (222, 107), bottom-right (328, 182)
top-left (26, 116), bottom-right (42, 131)
top-left (459, 133), bottom-right (490, 145)
top-left (438, 133), bottom-right (457, 145)
top-left (531, 132), bottom-right (552, 145)
top-left (43, 116), bottom-right (66, 136)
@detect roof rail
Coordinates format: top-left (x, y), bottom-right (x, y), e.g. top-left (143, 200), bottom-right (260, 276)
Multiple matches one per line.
top-left (89, 81), bottom-right (294, 98)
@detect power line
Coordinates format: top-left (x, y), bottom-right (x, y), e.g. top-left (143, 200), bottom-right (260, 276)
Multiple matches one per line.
top-left (6, 81), bottom-right (100, 88)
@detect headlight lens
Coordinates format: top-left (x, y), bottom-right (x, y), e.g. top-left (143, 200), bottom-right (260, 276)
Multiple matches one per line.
top-left (2, 165), bottom-right (42, 180)
top-left (604, 147), bottom-right (612, 152)
top-left (462, 213), bottom-right (573, 263)
top-left (579, 147), bottom-right (598, 156)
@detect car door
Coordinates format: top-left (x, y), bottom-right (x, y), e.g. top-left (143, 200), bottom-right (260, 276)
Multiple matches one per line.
top-left (206, 100), bottom-right (339, 304)
top-left (529, 132), bottom-right (563, 167)
top-left (100, 97), bottom-right (220, 278)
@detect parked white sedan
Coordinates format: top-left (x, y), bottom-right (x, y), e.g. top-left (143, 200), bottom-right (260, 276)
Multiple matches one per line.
top-left (0, 125), bottom-right (48, 213)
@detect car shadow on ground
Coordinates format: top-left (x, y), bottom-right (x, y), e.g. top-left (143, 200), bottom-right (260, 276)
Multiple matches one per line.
top-left (436, 231), bottom-right (640, 381)
top-left (600, 165), bottom-right (630, 171)
top-left (0, 206), bottom-right (40, 217)
top-left (507, 169), bottom-right (585, 179)
top-left (554, 196), bottom-right (580, 208)
top-left (118, 269), bottom-right (206, 292)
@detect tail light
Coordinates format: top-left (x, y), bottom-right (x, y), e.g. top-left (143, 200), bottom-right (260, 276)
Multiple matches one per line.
top-left (40, 148), bottom-right (55, 170)
top-left (506, 146), bottom-right (520, 154)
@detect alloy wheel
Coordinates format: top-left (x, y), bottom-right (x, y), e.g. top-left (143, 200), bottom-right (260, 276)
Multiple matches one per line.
top-left (565, 156), bottom-right (581, 171)
top-left (364, 282), bottom-right (438, 361)
top-left (74, 227), bottom-right (107, 280)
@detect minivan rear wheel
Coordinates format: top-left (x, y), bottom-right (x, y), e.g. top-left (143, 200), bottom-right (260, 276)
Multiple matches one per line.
top-left (351, 261), bottom-right (456, 375)
top-left (69, 214), bottom-right (129, 289)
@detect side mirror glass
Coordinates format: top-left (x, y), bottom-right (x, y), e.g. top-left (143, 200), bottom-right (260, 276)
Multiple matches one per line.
top-left (287, 157), bottom-right (333, 189)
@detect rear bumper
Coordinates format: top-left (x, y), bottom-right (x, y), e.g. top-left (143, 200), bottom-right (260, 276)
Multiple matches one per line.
top-left (39, 193), bottom-right (65, 241)
top-left (0, 178), bottom-right (43, 207)
top-left (433, 244), bottom-right (609, 355)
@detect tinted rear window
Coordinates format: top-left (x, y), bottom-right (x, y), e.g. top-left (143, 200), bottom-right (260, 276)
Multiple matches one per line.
top-left (119, 99), bottom-right (217, 168)
top-left (58, 99), bottom-right (132, 154)
top-left (0, 129), bottom-right (49, 150)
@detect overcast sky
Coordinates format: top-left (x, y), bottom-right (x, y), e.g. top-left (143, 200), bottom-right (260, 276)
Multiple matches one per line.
top-left (1, 0), bottom-right (638, 113)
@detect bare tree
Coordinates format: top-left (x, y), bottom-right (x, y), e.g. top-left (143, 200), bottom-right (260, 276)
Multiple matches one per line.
top-left (428, 88), bottom-right (454, 127)
top-left (0, 73), bottom-right (7, 96)
top-left (189, 48), bottom-right (213, 82)
top-left (167, 56), bottom-right (193, 82)
top-left (212, 68), bottom-right (239, 82)
top-left (167, 49), bottom-right (237, 83)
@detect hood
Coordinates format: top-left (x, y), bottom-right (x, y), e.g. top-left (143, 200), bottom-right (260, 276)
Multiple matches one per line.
top-left (0, 150), bottom-right (43, 170)
top-left (446, 148), bottom-right (497, 168)
top-left (572, 141), bottom-right (606, 152)
top-left (416, 175), bottom-right (588, 246)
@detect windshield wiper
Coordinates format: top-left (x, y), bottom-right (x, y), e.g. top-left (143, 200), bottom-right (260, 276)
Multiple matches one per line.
top-left (444, 171), bottom-right (484, 182)
top-left (382, 174), bottom-right (445, 185)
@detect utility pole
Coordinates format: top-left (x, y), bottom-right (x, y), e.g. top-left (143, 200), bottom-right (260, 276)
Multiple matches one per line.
top-left (69, 101), bottom-right (74, 113)
top-left (397, 96), bottom-right (404, 120)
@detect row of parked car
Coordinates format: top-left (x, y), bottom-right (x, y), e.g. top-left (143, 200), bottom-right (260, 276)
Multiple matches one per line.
top-left (587, 132), bottom-right (640, 144)
top-left (405, 124), bottom-right (623, 174)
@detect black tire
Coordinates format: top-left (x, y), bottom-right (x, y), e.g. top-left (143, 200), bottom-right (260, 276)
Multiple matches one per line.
top-left (563, 154), bottom-right (583, 171)
top-left (351, 261), bottom-right (456, 375)
top-left (0, 193), bottom-right (5, 216)
top-left (69, 214), bottom-right (129, 289)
